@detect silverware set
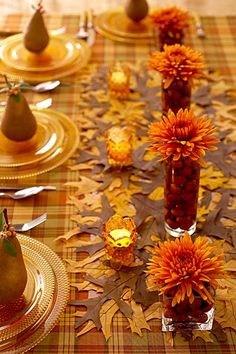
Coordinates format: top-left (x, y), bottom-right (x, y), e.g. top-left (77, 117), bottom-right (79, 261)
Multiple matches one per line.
top-left (0, 186), bottom-right (55, 231)
top-left (75, 9), bottom-right (96, 46)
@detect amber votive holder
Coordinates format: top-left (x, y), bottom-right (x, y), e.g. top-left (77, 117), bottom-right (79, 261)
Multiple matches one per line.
top-left (102, 214), bottom-right (138, 269)
top-left (108, 63), bottom-right (130, 99)
top-left (106, 126), bottom-right (133, 167)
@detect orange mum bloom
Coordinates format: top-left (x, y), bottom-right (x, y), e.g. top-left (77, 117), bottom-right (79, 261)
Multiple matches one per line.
top-left (150, 6), bottom-right (190, 32)
top-left (148, 108), bottom-right (219, 167)
top-left (149, 44), bottom-right (204, 88)
top-left (147, 232), bottom-right (225, 306)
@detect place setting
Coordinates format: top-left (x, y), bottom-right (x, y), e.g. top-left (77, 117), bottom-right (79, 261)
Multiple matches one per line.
top-left (0, 73), bottom-right (79, 179)
top-left (0, 1), bottom-right (91, 82)
top-left (0, 209), bottom-right (69, 354)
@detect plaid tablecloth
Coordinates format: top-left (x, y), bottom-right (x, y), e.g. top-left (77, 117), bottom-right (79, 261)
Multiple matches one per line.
top-left (0, 14), bottom-right (236, 354)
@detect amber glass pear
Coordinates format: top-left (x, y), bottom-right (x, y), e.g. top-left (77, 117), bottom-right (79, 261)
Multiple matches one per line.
top-left (0, 232), bottom-right (27, 305)
top-left (1, 89), bottom-right (37, 142)
top-left (125, 0), bottom-right (149, 22)
top-left (24, 7), bottom-right (49, 53)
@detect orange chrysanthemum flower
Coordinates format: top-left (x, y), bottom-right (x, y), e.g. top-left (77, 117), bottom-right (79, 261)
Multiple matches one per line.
top-left (147, 232), bottom-right (225, 307)
top-left (148, 108), bottom-right (219, 167)
top-left (149, 44), bottom-right (204, 88)
top-left (150, 6), bottom-right (190, 33)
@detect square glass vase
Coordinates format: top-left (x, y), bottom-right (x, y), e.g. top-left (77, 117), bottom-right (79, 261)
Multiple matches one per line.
top-left (162, 295), bottom-right (214, 332)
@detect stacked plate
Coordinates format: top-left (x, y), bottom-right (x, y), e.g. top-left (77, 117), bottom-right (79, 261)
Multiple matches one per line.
top-left (0, 235), bottom-right (69, 353)
top-left (95, 7), bottom-right (154, 43)
top-left (0, 107), bottom-right (80, 179)
top-left (0, 33), bottom-right (90, 82)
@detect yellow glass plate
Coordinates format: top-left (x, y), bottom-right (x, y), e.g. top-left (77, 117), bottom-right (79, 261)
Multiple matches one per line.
top-left (0, 34), bottom-right (81, 72)
top-left (0, 107), bottom-right (64, 167)
top-left (0, 237), bottom-right (55, 341)
top-left (0, 108), bottom-right (80, 179)
top-left (0, 234), bottom-right (69, 353)
top-left (95, 7), bottom-right (154, 43)
top-left (0, 40), bottom-right (90, 82)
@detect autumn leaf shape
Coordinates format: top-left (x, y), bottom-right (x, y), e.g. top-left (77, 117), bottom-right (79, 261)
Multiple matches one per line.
top-left (150, 6), bottom-right (190, 33)
top-left (147, 232), bottom-right (225, 306)
top-left (148, 108), bottom-right (219, 166)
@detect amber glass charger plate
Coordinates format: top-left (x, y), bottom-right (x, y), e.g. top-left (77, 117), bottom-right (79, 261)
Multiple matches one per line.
top-left (0, 34), bottom-right (81, 72)
top-left (0, 235), bottom-right (69, 353)
top-left (0, 38), bottom-right (90, 82)
top-left (95, 7), bottom-right (154, 43)
top-left (0, 108), bottom-right (80, 179)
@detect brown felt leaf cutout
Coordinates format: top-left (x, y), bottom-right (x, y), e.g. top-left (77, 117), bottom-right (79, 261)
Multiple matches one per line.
top-left (144, 302), bottom-right (162, 321)
top-left (127, 300), bottom-right (151, 336)
top-left (192, 331), bottom-right (214, 343)
top-left (70, 274), bottom-right (134, 330)
top-left (100, 299), bottom-right (119, 341)
top-left (200, 167), bottom-right (229, 190)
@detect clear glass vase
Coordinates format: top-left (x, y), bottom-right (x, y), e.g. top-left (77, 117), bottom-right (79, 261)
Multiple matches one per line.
top-left (164, 156), bottom-right (200, 237)
top-left (158, 29), bottom-right (184, 51)
top-left (162, 78), bottom-right (191, 116)
top-left (162, 294), bottom-right (215, 332)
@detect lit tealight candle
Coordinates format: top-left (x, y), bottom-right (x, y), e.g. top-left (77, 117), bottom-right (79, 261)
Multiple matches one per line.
top-left (108, 64), bottom-right (130, 99)
top-left (103, 215), bottom-right (137, 269)
top-left (109, 228), bottom-right (132, 247)
top-left (106, 126), bottom-right (133, 167)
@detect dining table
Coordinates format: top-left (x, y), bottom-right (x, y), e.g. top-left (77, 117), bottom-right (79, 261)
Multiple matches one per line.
top-left (0, 5), bottom-right (236, 354)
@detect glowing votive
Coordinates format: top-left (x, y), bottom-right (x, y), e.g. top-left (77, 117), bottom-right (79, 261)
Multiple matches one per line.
top-left (103, 215), bottom-right (138, 269)
top-left (108, 64), bottom-right (130, 98)
top-left (106, 126), bottom-right (133, 167)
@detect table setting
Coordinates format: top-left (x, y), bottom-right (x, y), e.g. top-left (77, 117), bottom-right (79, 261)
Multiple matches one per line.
top-left (0, 0), bottom-right (236, 353)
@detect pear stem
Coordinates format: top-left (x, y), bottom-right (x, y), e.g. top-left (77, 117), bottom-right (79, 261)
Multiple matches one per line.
top-left (3, 75), bottom-right (11, 89)
top-left (3, 208), bottom-right (9, 226)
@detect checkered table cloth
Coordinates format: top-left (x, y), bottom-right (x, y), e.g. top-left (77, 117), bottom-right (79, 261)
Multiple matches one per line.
top-left (0, 14), bottom-right (235, 354)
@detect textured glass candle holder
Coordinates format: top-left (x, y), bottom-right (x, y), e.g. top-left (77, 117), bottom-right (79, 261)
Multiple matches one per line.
top-left (102, 214), bottom-right (137, 270)
top-left (164, 156), bottom-right (200, 237)
top-left (108, 63), bottom-right (130, 99)
top-left (106, 126), bottom-right (133, 167)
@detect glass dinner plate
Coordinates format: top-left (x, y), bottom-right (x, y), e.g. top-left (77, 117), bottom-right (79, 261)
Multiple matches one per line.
top-left (95, 7), bottom-right (154, 43)
top-left (0, 107), bottom-right (64, 167)
top-left (0, 239), bottom-right (55, 341)
top-left (0, 34), bottom-right (81, 72)
top-left (0, 108), bottom-right (80, 179)
top-left (0, 234), bottom-right (69, 354)
top-left (0, 40), bottom-right (90, 82)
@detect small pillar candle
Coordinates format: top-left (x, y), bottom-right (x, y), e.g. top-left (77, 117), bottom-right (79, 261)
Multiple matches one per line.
top-left (106, 126), bottom-right (133, 167)
top-left (108, 64), bottom-right (130, 99)
top-left (103, 215), bottom-right (137, 269)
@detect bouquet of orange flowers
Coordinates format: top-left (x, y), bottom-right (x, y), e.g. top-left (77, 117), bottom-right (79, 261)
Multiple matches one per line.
top-left (148, 108), bottom-right (219, 167)
top-left (147, 232), bottom-right (225, 329)
top-left (149, 44), bottom-right (205, 89)
top-left (150, 7), bottom-right (190, 33)
top-left (147, 232), bottom-right (225, 306)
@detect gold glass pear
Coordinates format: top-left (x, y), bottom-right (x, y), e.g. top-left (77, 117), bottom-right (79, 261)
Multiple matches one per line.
top-left (0, 209), bottom-right (27, 305)
top-left (23, 1), bottom-right (49, 53)
top-left (125, 0), bottom-right (149, 22)
top-left (0, 78), bottom-right (38, 153)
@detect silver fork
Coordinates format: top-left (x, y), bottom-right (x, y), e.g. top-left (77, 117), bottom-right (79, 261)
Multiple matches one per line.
top-left (13, 213), bottom-right (48, 232)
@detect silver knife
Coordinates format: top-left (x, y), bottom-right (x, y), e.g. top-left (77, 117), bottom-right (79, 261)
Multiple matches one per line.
top-left (87, 9), bottom-right (96, 47)
top-left (0, 185), bottom-right (56, 191)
